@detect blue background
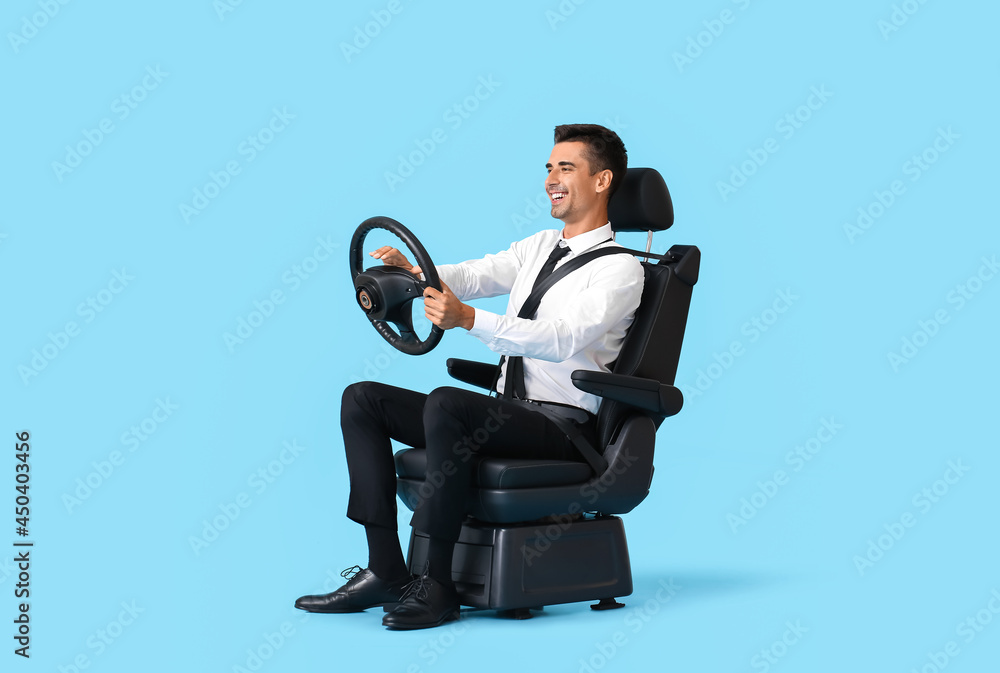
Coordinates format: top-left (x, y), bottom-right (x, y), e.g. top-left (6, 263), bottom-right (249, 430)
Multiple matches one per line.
top-left (4, 0), bottom-right (999, 671)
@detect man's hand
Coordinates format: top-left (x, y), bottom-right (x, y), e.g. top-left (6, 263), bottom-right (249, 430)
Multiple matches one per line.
top-left (369, 246), bottom-right (422, 276)
top-left (423, 281), bottom-right (474, 331)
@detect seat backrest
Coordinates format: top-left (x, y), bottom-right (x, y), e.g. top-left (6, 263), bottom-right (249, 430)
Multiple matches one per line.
top-left (595, 168), bottom-right (700, 450)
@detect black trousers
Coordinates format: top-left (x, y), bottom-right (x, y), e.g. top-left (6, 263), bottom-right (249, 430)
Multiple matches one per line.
top-left (341, 382), bottom-right (595, 543)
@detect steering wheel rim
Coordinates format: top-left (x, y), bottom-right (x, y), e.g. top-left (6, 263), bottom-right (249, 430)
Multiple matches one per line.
top-left (349, 216), bottom-right (444, 355)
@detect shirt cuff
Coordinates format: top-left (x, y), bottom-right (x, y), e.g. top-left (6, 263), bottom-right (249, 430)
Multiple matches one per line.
top-left (467, 308), bottom-right (499, 340)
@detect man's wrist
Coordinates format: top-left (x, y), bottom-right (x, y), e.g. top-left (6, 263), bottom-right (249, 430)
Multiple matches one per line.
top-left (460, 304), bottom-right (475, 330)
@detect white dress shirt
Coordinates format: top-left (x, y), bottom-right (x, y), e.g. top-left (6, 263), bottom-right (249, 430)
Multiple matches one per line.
top-left (436, 223), bottom-right (645, 414)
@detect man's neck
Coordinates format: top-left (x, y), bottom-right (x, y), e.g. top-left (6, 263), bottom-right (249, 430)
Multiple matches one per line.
top-left (560, 207), bottom-right (609, 239)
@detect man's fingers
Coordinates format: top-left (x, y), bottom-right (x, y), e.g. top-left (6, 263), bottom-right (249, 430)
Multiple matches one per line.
top-left (369, 246), bottom-right (413, 269)
top-left (422, 282), bottom-right (451, 299)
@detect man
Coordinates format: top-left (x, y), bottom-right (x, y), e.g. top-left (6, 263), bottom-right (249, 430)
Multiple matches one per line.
top-left (295, 124), bottom-right (644, 630)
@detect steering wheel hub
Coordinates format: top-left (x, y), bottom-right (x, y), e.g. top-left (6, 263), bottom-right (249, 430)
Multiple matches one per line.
top-left (355, 281), bottom-right (380, 314)
top-left (357, 288), bottom-right (373, 311)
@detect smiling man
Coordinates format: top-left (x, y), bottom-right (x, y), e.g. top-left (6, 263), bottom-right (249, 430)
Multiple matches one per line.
top-left (295, 124), bottom-right (644, 630)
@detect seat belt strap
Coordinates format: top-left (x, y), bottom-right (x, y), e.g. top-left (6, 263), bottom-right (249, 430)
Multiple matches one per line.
top-left (516, 245), bottom-right (629, 320)
top-left (516, 401), bottom-right (609, 475)
top-left (497, 244), bottom-right (630, 474)
top-left (498, 245), bottom-right (630, 399)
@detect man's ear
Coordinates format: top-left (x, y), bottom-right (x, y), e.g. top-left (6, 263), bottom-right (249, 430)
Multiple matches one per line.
top-left (594, 169), bottom-right (613, 194)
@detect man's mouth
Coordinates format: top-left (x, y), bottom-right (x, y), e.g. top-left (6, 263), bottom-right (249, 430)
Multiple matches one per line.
top-left (549, 191), bottom-right (567, 205)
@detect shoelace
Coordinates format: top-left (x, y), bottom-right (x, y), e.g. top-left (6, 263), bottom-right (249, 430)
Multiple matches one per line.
top-left (399, 573), bottom-right (431, 601)
top-left (340, 565), bottom-right (364, 581)
top-left (400, 561), bottom-right (432, 601)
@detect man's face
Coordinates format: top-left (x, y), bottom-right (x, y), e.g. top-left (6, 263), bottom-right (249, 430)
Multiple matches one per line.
top-left (545, 141), bottom-right (608, 224)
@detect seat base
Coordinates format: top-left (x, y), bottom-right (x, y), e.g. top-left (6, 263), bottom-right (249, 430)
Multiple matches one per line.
top-left (407, 515), bottom-right (633, 611)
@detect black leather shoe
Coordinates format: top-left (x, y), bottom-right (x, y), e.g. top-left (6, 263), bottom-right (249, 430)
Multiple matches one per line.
top-left (382, 573), bottom-right (460, 630)
top-left (294, 566), bottom-right (410, 613)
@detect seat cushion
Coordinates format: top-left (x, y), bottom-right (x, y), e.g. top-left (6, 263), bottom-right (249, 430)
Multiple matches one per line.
top-left (394, 448), bottom-right (592, 489)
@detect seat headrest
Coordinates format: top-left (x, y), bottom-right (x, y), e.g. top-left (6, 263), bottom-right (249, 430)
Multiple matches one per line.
top-left (608, 167), bottom-right (674, 232)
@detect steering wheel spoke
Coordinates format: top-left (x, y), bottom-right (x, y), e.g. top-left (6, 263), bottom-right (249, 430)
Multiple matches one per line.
top-left (388, 301), bottom-right (417, 340)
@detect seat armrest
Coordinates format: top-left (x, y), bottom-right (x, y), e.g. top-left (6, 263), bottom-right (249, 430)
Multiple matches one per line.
top-left (446, 358), bottom-right (499, 391)
top-left (571, 370), bottom-right (683, 417)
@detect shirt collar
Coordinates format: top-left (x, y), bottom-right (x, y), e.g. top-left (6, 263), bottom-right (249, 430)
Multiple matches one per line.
top-left (561, 222), bottom-right (613, 254)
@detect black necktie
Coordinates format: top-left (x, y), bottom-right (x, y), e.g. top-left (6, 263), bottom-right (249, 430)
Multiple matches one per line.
top-left (531, 242), bottom-right (572, 291)
top-left (501, 243), bottom-right (572, 399)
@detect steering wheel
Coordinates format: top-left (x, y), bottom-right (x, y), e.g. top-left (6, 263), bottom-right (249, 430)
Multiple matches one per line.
top-left (349, 216), bottom-right (444, 355)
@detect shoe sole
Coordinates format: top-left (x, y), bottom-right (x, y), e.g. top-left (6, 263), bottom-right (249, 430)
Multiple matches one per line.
top-left (383, 609), bottom-right (459, 631)
top-left (294, 601), bottom-right (399, 614)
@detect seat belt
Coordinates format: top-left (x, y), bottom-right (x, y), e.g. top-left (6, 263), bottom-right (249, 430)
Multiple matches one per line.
top-left (518, 246), bottom-right (629, 321)
top-left (520, 401), bottom-right (609, 475)
top-left (498, 244), bottom-right (631, 474)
